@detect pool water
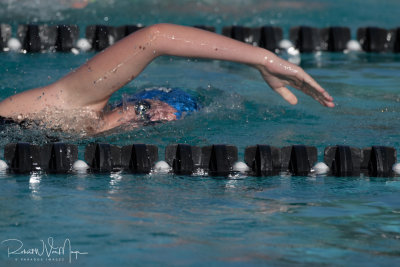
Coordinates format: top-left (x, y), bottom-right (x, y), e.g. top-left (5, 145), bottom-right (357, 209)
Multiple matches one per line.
top-left (1, 0), bottom-right (400, 266)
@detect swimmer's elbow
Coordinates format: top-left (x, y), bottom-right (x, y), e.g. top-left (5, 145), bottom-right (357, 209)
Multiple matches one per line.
top-left (142, 23), bottom-right (168, 40)
top-left (141, 23), bottom-right (180, 55)
top-left (146, 23), bottom-right (174, 34)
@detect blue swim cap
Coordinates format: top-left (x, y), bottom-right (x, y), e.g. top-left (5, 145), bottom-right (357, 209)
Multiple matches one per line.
top-left (122, 87), bottom-right (199, 119)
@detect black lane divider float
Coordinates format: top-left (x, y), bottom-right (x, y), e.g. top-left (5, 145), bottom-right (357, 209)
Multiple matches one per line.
top-left (85, 24), bottom-right (144, 51)
top-left (4, 143), bottom-right (78, 174)
top-left (17, 24), bottom-right (80, 53)
top-left (222, 26), bottom-right (283, 52)
top-left (324, 145), bottom-right (396, 177)
top-left (1, 23), bottom-right (399, 53)
top-left (84, 143), bottom-right (158, 173)
top-left (2, 143), bottom-right (398, 177)
top-left (0, 24), bottom-right (12, 51)
top-left (357, 27), bottom-right (399, 53)
top-left (289, 26), bottom-right (351, 52)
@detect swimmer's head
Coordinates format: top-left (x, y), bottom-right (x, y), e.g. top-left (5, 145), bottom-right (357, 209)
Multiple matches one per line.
top-left (133, 99), bottom-right (177, 123)
top-left (120, 87), bottom-right (199, 120)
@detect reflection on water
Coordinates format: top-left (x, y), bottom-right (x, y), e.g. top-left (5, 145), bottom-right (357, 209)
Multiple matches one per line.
top-left (1, 52), bottom-right (400, 151)
top-left (1, 0), bottom-right (400, 265)
top-left (1, 174), bottom-right (400, 265)
top-left (29, 172), bottom-right (42, 200)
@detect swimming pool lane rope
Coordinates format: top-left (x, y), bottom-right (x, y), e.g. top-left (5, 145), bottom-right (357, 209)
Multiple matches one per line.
top-left (1, 142), bottom-right (399, 178)
top-left (1, 24), bottom-right (399, 54)
top-left (1, 24), bottom-right (399, 177)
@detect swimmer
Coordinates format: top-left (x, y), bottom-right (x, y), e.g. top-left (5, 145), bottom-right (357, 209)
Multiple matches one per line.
top-left (0, 24), bottom-right (334, 135)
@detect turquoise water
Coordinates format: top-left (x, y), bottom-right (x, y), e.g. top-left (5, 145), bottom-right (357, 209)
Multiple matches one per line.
top-left (1, 0), bottom-right (400, 266)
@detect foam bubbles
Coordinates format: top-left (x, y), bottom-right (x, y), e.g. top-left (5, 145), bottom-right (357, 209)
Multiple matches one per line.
top-left (392, 163), bottom-right (400, 175)
top-left (286, 46), bottom-right (301, 65)
top-left (72, 160), bottom-right (89, 172)
top-left (279, 39), bottom-right (294, 50)
top-left (288, 55), bottom-right (301, 65)
top-left (7, 38), bottom-right (22, 52)
top-left (76, 38), bottom-right (91, 52)
top-left (0, 160), bottom-right (8, 171)
top-left (346, 40), bottom-right (362, 52)
top-left (154, 161), bottom-right (171, 173)
top-left (71, 48), bottom-right (80, 55)
top-left (313, 162), bottom-right (329, 175)
top-left (233, 162), bottom-right (249, 173)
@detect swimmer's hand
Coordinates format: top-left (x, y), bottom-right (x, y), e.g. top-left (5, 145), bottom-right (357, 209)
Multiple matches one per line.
top-left (97, 100), bottom-right (177, 134)
top-left (256, 54), bottom-right (334, 107)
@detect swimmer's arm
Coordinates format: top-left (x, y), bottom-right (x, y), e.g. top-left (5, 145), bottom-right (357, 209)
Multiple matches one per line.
top-left (151, 24), bottom-right (334, 107)
top-left (96, 106), bottom-right (139, 133)
top-left (57, 23), bottom-right (334, 109)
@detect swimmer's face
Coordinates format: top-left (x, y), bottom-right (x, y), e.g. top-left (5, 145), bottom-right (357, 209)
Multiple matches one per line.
top-left (142, 100), bottom-right (177, 122)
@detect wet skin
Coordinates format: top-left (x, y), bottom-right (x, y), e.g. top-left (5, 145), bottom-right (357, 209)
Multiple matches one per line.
top-left (0, 24), bottom-right (334, 135)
